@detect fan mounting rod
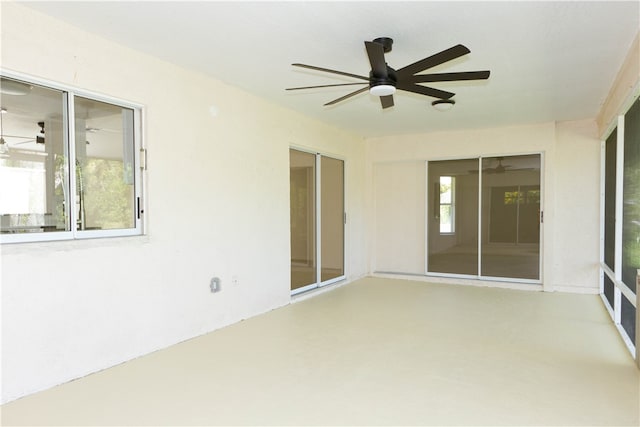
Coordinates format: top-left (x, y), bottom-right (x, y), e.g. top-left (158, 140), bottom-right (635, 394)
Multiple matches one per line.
top-left (373, 37), bottom-right (393, 53)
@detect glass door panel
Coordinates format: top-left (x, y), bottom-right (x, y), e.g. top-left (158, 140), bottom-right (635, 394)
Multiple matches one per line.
top-left (290, 149), bottom-right (316, 290)
top-left (481, 155), bottom-right (541, 280)
top-left (427, 159), bottom-right (479, 275)
top-left (320, 155), bottom-right (344, 282)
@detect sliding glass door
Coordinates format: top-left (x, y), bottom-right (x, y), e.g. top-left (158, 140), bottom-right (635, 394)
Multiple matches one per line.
top-left (290, 149), bottom-right (345, 294)
top-left (427, 154), bottom-right (542, 281)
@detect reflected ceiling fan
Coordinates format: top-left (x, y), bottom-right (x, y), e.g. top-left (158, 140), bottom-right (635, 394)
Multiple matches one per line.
top-left (287, 37), bottom-right (490, 109)
top-left (6, 121), bottom-right (46, 147)
top-left (468, 157), bottom-right (511, 174)
top-left (7, 122), bottom-right (106, 148)
top-left (469, 157), bottom-right (535, 174)
top-left (482, 157), bottom-right (510, 174)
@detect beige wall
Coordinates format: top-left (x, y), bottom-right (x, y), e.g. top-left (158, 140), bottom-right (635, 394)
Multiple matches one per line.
top-left (373, 161), bottom-right (426, 274)
top-left (0, 3), bottom-right (367, 403)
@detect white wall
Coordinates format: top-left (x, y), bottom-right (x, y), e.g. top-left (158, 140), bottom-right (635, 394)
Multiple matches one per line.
top-left (368, 120), bottom-right (601, 294)
top-left (0, 3), bottom-right (367, 403)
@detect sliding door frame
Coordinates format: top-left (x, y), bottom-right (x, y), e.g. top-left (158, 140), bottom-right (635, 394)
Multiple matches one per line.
top-left (290, 146), bottom-right (346, 296)
top-left (425, 152), bottom-right (544, 284)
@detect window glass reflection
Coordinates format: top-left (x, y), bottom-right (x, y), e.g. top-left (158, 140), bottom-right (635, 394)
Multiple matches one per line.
top-left (0, 78), bottom-right (69, 234)
top-left (74, 96), bottom-right (135, 231)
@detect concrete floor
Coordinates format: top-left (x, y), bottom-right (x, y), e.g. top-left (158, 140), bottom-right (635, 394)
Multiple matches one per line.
top-left (2, 277), bottom-right (638, 426)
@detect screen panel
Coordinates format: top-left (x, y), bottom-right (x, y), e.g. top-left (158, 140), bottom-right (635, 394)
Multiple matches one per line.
top-left (622, 98), bottom-right (639, 293)
top-left (603, 274), bottom-right (615, 310)
top-left (604, 129), bottom-right (617, 271)
top-left (621, 295), bottom-right (636, 345)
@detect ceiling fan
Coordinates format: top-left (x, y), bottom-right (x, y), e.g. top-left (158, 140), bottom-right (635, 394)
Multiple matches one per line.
top-left (287, 37), bottom-right (490, 109)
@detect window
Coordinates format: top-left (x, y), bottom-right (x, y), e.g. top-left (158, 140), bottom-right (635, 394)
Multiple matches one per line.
top-left (439, 176), bottom-right (455, 233)
top-left (0, 75), bottom-right (143, 243)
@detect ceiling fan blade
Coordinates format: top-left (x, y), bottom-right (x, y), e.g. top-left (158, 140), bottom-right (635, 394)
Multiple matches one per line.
top-left (365, 41), bottom-right (388, 78)
top-left (324, 86), bottom-right (370, 106)
top-left (286, 82), bottom-right (367, 91)
top-left (408, 70), bottom-right (490, 83)
top-left (380, 95), bottom-right (394, 109)
top-left (292, 63), bottom-right (370, 81)
top-left (397, 44), bottom-right (471, 77)
top-left (396, 82), bottom-right (455, 100)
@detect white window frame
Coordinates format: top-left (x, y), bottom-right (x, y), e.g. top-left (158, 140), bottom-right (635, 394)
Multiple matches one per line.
top-left (439, 175), bottom-right (455, 234)
top-left (425, 153), bottom-right (543, 285)
top-left (0, 70), bottom-right (145, 244)
top-left (289, 146), bottom-right (347, 296)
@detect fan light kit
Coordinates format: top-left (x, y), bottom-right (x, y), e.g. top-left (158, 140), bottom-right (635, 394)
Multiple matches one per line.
top-left (432, 99), bottom-right (455, 111)
top-left (288, 37), bottom-right (490, 110)
top-left (370, 84), bottom-right (396, 97)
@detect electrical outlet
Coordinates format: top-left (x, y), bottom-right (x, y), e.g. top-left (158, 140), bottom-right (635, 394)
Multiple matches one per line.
top-left (210, 277), bottom-right (221, 293)
top-left (232, 275), bottom-right (239, 286)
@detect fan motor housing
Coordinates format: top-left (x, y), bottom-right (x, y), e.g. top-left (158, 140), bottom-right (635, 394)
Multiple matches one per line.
top-left (369, 66), bottom-right (397, 89)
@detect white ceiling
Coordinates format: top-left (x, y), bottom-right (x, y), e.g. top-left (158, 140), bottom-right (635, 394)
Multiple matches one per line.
top-left (22, 1), bottom-right (640, 138)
